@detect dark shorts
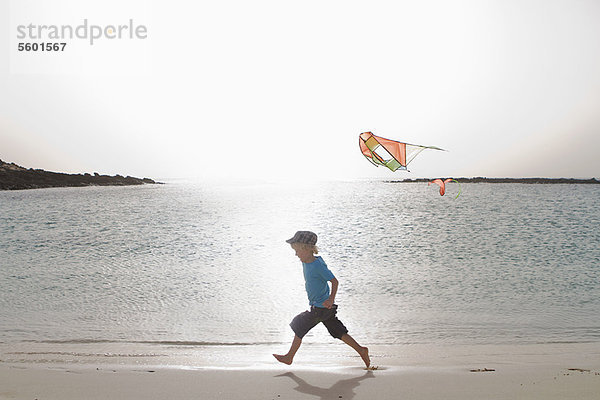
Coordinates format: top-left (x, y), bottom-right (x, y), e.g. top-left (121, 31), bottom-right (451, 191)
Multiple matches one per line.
top-left (290, 304), bottom-right (348, 340)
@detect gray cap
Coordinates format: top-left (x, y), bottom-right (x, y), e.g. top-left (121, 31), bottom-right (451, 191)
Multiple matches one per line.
top-left (286, 231), bottom-right (317, 245)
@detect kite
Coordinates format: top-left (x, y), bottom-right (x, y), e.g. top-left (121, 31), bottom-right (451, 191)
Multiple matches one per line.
top-left (359, 131), bottom-right (445, 172)
top-left (429, 178), bottom-right (462, 199)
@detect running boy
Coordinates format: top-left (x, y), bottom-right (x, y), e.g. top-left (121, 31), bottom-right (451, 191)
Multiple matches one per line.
top-left (273, 231), bottom-right (370, 368)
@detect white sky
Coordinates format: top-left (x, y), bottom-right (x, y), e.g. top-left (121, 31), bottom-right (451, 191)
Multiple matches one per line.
top-left (1, 0), bottom-right (599, 181)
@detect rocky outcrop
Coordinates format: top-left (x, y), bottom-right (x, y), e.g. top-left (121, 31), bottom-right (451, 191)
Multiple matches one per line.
top-left (387, 177), bottom-right (599, 184)
top-left (0, 159), bottom-right (160, 190)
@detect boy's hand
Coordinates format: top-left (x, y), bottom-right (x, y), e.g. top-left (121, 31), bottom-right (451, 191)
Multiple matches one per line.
top-left (322, 298), bottom-right (334, 309)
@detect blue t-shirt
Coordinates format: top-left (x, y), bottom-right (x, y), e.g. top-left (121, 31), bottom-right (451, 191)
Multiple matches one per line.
top-left (302, 256), bottom-right (335, 308)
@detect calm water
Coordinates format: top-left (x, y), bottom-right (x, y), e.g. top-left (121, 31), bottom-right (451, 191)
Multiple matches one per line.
top-left (1, 181), bottom-right (599, 349)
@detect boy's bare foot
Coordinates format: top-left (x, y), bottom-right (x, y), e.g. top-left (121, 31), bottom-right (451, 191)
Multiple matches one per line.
top-left (358, 347), bottom-right (370, 368)
top-left (273, 354), bottom-right (293, 365)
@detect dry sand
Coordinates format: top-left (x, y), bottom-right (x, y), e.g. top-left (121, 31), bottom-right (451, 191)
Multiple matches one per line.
top-left (1, 342), bottom-right (599, 399)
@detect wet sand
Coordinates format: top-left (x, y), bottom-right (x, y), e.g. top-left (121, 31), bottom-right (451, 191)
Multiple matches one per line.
top-left (1, 342), bottom-right (599, 399)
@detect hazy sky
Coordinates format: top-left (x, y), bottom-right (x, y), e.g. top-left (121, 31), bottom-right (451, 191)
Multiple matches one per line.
top-left (1, 0), bottom-right (599, 181)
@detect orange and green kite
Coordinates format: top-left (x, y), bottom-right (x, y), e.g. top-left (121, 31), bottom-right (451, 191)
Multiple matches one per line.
top-left (358, 131), bottom-right (445, 172)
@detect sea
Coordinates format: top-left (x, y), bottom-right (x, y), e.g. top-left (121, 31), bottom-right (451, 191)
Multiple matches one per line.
top-left (1, 180), bottom-right (599, 367)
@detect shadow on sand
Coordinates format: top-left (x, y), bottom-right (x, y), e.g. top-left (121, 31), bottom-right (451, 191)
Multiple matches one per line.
top-left (274, 371), bottom-right (375, 400)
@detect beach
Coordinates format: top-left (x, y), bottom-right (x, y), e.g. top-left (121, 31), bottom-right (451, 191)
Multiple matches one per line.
top-left (4, 0), bottom-right (600, 396)
top-left (1, 182), bottom-right (599, 399)
top-left (1, 342), bottom-right (599, 399)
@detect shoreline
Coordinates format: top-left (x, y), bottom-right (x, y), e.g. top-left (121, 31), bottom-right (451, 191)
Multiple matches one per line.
top-left (1, 342), bottom-right (599, 399)
top-left (0, 343), bottom-right (600, 400)
top-left (2, 341), bottom-right (599, 370)
top-left (387, 177), bottom-right (599, 184)
top-left (0, 159), bottom-right (161, 190)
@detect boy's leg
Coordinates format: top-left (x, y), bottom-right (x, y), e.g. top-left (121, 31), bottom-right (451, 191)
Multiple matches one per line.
top-left (274, 308), bottom-right (319, 365)
top-left (341, 334), bottom-right (370, 368)
top-left (273, 335), bottom-right (302, 365)
top-left (321, 308), bottom-right (371, 368)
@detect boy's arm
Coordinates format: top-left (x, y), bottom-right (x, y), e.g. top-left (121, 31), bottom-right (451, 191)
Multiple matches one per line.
top-left (323, 277), bottom-right (338, 309)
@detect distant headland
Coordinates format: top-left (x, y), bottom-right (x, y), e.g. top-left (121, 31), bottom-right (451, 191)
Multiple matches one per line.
top-left (387, 177), bottom-right (599, 184)
top-left (0, 159), bottom-right (161, 191)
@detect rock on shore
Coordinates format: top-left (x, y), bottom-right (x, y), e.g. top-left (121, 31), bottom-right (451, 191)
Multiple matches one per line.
top-left (388, 177), bottom-right (599, 184)
top-left (0, 159), bottom-right (160, 191)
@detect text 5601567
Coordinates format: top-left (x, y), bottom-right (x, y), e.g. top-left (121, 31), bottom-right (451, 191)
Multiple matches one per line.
top-left (18, 42), bottom-right (67, 51)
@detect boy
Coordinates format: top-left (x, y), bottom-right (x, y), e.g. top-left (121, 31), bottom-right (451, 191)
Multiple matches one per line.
top-left (273, 231), bottom-right (370, 368)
